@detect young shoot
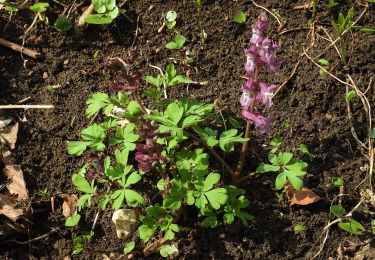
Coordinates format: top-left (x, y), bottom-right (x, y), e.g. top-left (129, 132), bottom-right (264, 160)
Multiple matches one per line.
top-left (165, 34), bottom-right (186, 50)
top-left (85, 0), bottom-right (120, 24)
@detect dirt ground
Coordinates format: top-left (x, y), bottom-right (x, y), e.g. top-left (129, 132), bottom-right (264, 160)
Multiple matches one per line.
top-left (1, 0), bottom-right (374, 259)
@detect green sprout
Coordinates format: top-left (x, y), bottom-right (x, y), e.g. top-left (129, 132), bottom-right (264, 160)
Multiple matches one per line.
top-left (331, 7), bottom-right (355, 67)
top-left (165, 34), bottom-right (186, 50)
top-left (85, 0), bottom-right (120, 24)
top-left (54, 16), bottom-right (72, 32)
top-left (165, 11), bottom-right (177, 29)
top-left (234, 11), bottom-right (247, 24)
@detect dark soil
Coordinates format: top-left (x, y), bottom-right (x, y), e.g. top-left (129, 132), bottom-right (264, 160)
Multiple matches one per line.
top-left (1, 0), bottom-right (374, 259)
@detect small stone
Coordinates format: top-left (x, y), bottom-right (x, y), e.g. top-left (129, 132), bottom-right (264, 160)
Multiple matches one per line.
top-left (112, 209), bottom-right (138, 239)
top-left (43, 72), bottom-right (49, 79)
top-left (63, 60), bottom-right (69, 65)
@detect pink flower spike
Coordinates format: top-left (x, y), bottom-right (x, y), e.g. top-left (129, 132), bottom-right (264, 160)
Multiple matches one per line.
top-left (256, 82), bottom-right (278, 108)
top-left (241, 111), bottom-right (273, 133)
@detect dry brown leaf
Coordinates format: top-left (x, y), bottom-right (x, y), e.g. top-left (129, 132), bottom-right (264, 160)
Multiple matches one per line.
top-left (0, 194), bottom-right (23, 222)
top-left (0, 123), bottom-right (19, 149)
top-left (59, 194), bottom-right (78, 218)
top-left (2, 151), bottom-right (28, 201)
top-left (286, 183), bottom-right (321, 206)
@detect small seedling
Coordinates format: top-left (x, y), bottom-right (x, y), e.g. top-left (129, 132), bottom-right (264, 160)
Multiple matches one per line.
top-left (3, 5), bottom-right (18, 32)
top-left (54, 16), bottom-right (72, 32)
top-left (269, 136), bottom-right (283, 153)
top-left (24, 2), bottom-right (49, 40)
top-left (257, 151), bottom-right (308, 191)
top-left (195, 0), bottom-right (206, 46)
top-left (332, 177), bottom-right (344, 187)
top-left (145, 63), bottom-right (192, 99)
top-left (65, 214), bottom-right (81, 227)
top-left (338, 219), bottom-right (365, 235)
top-left (325, 0), bottom-right (338, 9)
top-left (73, 230), bottom-right (94, 254)
top-left (234, 11), bottom-right (246, 24)
top-left (85, 0), bottom-right (120, 25)
top-left (165, 11), bottom-right (177, 29)
top-left (124, 241), bottom-right (135, 254)
top-left (294, 225), bottom-right (305, 232)
top-left (331, 7), bottom-right (355, 66)
top-left (318, 58), bottom-right (330, 75)
top-left (93, 50), bottom-right (100, 59)
top-left (345, 90), bottom-right (356, 103)
top-left (298, 144), bottom-right (315, 158)
top-left (165, 34), bottom-right (186, 50)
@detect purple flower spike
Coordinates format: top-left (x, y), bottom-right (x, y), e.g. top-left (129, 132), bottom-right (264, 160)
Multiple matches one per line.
top-left (241, 111), bottom-right (273, 133)
top-left (256, 82), bottom-right (277, 108)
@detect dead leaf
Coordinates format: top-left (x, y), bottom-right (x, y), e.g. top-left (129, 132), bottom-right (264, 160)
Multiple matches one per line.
top-left (0, 194), bottom-right (24, 222)
top-left (58, 194), bottom-right (78, 218)
top-left (2, 151), bottom-right (28, 201)
top-left (286, 183), bottom-right (321, 206)
top-left (0, 123), bottom-right (19, 149)
top-left (0, 118), bottom-right (12, 128)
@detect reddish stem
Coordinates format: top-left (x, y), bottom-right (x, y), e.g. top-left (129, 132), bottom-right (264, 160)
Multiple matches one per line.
top-left (232, 68), bottom-right (259, 182)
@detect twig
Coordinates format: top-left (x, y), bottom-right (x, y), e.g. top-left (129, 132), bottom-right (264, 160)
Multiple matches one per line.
top-left (273, 60), bottom-right (300, 97)
top-left (77, 4), bottom-right (94, 29)
top-left (0, 105), bottom-right (54, 109)
top-left (2, 227), bottom-right (60, 244)
top-left (0, 38), bottom-right (40, 59)
top-left (252, 1), bottom-right (285, 31)
top-left (303, 47), bottom-right (352, 87)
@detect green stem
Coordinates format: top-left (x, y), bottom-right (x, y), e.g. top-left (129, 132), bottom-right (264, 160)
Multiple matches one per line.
top-left (339, 36), bottom-right (347, 67)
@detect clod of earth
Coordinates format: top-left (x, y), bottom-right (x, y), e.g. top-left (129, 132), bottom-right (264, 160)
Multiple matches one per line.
top-left (111, 209), bottom-right (138, 239)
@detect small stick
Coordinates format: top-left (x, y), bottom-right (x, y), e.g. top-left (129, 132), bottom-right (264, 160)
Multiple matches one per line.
top-left (273, 60), bottom-right (300, 97)
top-left (17, 96), bottom-right (31, 104)
top-left (77, 4), bottom-right (94, 28)
top-left (2, 227), bottom-right (60, 244)
top-left (0, 105), bottom-right (54, 109)
top-left (0, 38), bottom-right (40, 59)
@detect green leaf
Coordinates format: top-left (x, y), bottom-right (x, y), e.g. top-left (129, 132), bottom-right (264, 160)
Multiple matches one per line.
top-left (160, 245), bottom-right (173, 257)
top-left (275, 171), bottom-right (287, 190)
top-left (202, 215), bottom-right (218, 228)
top-left (72, 174), bottom-right (95, 194)
top-left (318, 58), bottom-right (330, 67)
top-left (165, 10), bottom-right (177, 22)
top-left (166, 64), bottom-right (176, 80)
top-left (278, 152), bottom-right (293, 165)
top-left (124, 241), bottom-right (135, 254)
top-left (338, 219), bottom-right (365, 235)
top-left (157, 179), bottom-right (165, 191)
top-left (205, 188), bottom-right (228, 209)
top-left (85, 14), bottom-right (114, 24)
top-left (86, 92), bottom-right (113, 117)
top-left (4, 5), bottom-right (17, 12)
top-left (268, 153), bottom-right (279, 165)
top-left (115, 149), bottom-right (129, 167)
top-left (166, 103), bottom-right (184, 125)
top-left (54, 16), bottom-right (72, 32)
top-left (359, 27), bottom-right (375, 34)
top-left (67, 141), bottom-right (91, 156)
top-left (165, 35), bottom-right (186, 50)
top-left (139, 224), bottom-right (157, 243)
top-left (112, 190), bottom-right (125, 209)
top-left (228, 117), bottom-right (241, 128)
top-left (202, 173), bottom-right (220, 191)
top-left (294, 225), bottom-right (305, 232)
top-left (332, 177), bottom-right (344, 187)
top-left (65, 214), bottom-right (81, 227)
top-left (286, 173), bottom-right (303, 191)
top-left (298, 144), bottom-right (315, 157)
top-left (29, 2), bottom-right (49, 12)
top-left (169, 75), bottom-right (193, 86)
top-left (125, 172), bottom-right (142, 187)
top-left (124, 189), bottom-right (144, 206)
top-left (346, 90), bottom-right (356, 103)
top-left (234, 11), bottom-right (246, 24)
top-left (256, 163), bottom-right (280, 173)
top-left (330, 204), bottom-right (346, 218)
top-left (126, 101), bottom-right (142, 118)
top-left (371, 128), bottom-right (375, 139)
top-left (284, 160), bottom-right (308, 171)
top-left (182, 115), bottom-right (201, 128)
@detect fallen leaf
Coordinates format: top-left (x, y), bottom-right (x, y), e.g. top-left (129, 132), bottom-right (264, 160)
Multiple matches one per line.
top-left (286, 183), bottom-right (321, 206)
top-left (2, 151), bottom-right (28, 201)
top-left (0, 123), bottom-right (19, 149)
top-left (58, 194), bottom-right (78, 218)
top-left (0, 118), bottom-right (12, 128)
top-left (0, 194), bottom-right (23, 222)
